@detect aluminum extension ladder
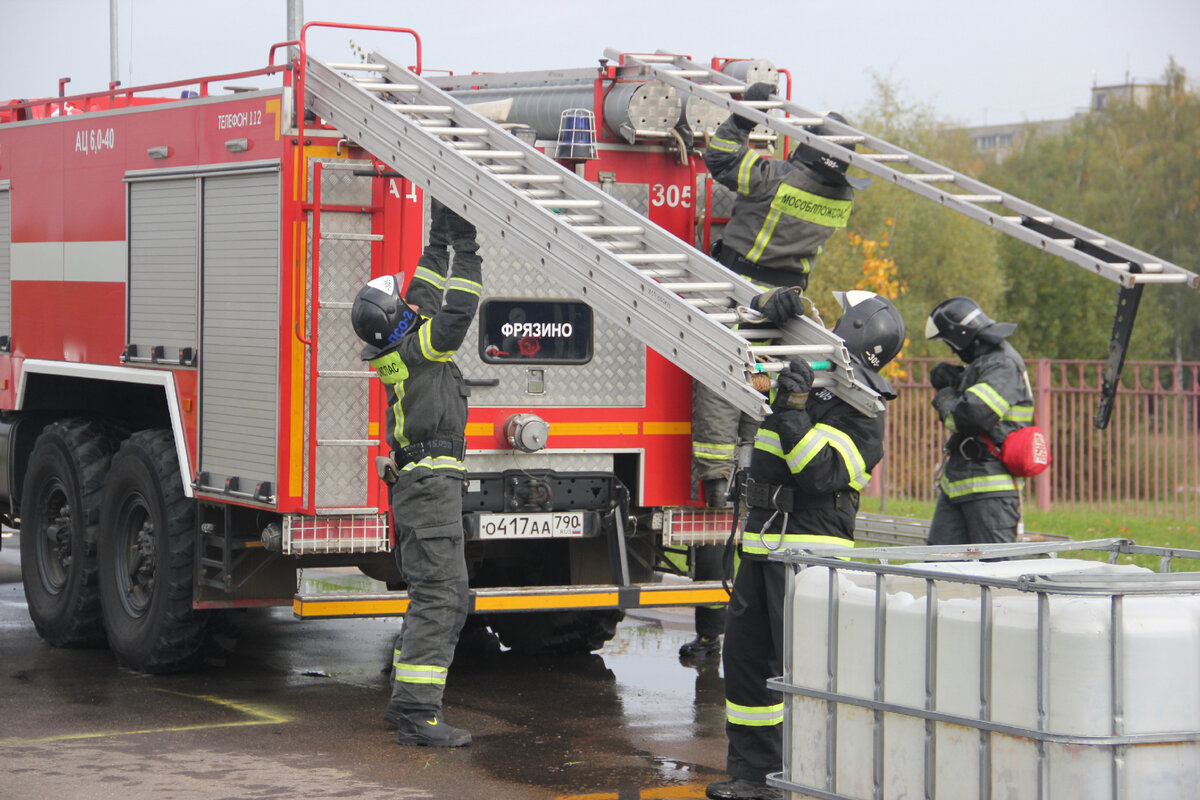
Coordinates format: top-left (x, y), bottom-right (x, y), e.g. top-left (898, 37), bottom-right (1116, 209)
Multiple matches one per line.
top-left (607, 49), bottom-right (1200, 428)
top-left (301, 52), bottom-right (884, 421)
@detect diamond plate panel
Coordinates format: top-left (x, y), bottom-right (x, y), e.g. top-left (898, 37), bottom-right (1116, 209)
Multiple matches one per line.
top-left (458, 180), bottom-right (651, 409)
top-left (465, 452), bottom-right (613, 474)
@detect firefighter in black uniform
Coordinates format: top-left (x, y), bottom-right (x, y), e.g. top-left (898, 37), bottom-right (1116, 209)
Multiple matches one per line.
top-left (351, 199), bottom-right (482, 748)
top-left (706, 290), bottom-right (905, 800)
top-left (924, 296), bottom-right (1034, 545)
top-left (684, 85), bottom-right (871, 660)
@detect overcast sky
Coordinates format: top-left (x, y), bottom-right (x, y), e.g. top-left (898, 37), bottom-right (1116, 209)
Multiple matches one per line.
top-left (3, 0), bottom-right (1197, 128)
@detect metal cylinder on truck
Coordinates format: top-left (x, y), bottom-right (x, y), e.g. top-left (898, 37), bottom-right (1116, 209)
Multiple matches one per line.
top-left (681, 58), bottom-right (778, 140)
top-left (449, 81), bottom-right (681, 144)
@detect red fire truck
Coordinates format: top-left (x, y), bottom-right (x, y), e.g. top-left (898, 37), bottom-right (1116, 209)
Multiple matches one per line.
top-left (0, 24), bottom-right (766, 673)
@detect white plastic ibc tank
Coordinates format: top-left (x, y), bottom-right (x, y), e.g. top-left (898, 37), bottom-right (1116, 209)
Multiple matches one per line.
top-left (784, 558), bottom-right (1200, 800)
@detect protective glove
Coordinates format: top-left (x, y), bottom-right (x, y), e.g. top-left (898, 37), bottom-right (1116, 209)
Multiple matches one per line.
top-left (750, 286), bottom-right (805, 325)
top-left (929, 361), bottom-right (964, 391)
top-left (426, 199), bottom-right (452, 251)
top-left (732, 82), bottom-right (775, 131)
top-left (772, 359), bottom-right (815, 411)
top-left (932, 386), bottom-right (958, 422)
top-left (432, 201), bottom-right (479, 254)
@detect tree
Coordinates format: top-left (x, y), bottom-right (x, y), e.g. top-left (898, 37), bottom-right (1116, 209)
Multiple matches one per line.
top-left (808, 73), bottom-right (1007, 358)
top-left (981, 59), bottom-right (1200, 361)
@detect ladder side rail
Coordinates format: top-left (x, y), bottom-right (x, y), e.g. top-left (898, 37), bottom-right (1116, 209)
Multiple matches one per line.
top-left (368, 55), bottom-right (886, 417)
top-left (303, 56), bottom-right (771, 418)
top-left (618, 52), bottom-right (1198, 290)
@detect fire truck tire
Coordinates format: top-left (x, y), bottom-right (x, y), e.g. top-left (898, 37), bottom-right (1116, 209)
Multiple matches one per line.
top-left (19, 418), bottom-right (121, 648)
top-left (488, 609), bottom-right (624, 655)
top-left (97, 429), bottom-right (235, 674)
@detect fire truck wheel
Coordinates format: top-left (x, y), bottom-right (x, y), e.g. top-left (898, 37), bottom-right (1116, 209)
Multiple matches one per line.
top-left (97, 429), bottom-right (235, 674)
top-left (488, 609), bottom-right (623, 656)
top-left (19, 419), bottom-right (120, 648)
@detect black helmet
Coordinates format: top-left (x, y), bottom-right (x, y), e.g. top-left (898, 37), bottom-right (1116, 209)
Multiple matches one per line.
top-left (925, 296), bottom-right (1015, 352)
top-left (831, 290), bottom-right (905, 371)
top-left (789, 112), bottom-right (871, 190)
top-left (351, 274), bottom-right (420, 353)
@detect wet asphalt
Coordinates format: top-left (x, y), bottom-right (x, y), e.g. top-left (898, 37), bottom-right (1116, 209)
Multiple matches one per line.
top-left (0, 538), bottom-right (728, 800)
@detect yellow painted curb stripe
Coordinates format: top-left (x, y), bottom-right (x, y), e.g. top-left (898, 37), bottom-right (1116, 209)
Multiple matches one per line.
top-left (0, 690), bottom-right (290, 746)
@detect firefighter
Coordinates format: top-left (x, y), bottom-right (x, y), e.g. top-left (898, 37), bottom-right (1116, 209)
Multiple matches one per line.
top-left (351, 199), bottom-right (483, 747)
top-left (706, 290), bottom-right (904, 800)
top-left (686, 86), bottom-right (871, 660)
top-left (924, 296), bottom-right (1034, 545)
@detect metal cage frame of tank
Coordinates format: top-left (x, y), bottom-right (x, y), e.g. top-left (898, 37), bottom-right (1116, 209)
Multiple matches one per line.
top-left (766, 539), bottom-right (1200, 800)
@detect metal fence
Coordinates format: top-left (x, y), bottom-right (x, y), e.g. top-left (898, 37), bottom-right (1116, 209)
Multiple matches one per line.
top-left (870, 358), bottom-right (1200, 519)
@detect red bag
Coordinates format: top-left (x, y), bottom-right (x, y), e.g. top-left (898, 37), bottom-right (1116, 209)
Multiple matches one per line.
top-left (980, 426), bottom-right (1051, 477)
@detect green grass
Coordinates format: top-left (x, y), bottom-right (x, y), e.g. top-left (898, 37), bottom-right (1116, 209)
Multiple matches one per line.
top-left (861, 495), bottom-right (1200, 570)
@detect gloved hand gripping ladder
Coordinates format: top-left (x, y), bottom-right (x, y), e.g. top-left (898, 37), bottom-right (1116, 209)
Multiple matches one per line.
top-left (302, 51), bottom-right (886, 421)
top-left (607, 49), bottom-right (1200, 428)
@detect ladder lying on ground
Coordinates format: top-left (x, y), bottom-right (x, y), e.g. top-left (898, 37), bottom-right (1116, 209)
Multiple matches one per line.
top-left (610, 50), bottom-right (1200, 428)
top-left (301, 52), bottom-right (883, 421)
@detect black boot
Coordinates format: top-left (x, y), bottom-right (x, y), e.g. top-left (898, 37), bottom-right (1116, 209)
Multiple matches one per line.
top-left (395, 709), bottom-right (471, 747)
top-left (679, 634), bottom-right (722, 659)
top-left (705, 777), bottom-right (781, 800)
top-left (702, 478), bottom-right (731, 508)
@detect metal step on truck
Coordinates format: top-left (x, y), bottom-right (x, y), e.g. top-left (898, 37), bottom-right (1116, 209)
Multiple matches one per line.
top-left (0, 22), bottom-right (1193, 673)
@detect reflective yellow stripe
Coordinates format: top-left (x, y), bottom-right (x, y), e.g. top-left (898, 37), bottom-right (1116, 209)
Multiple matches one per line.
top-left (393, 659), bottom-right (449, 685)
top-left (769, 183), bottom-right (853, 227)
top-left (418, 321), bottom-right (453, 362)
top-left (709, 136), bottom-right (740, 153)
top-left (814, 423), bottom-right (870, 491)
top-left (746, 208), bottom-right (782, 261)
top-left (412, 266), bottom-right (445, 290)
top-left (1005, 404), bottom-right (1035, 423)
top-left (741, 532), bottom-right (854, 556)
top-left (940, 473), bottom-right (1018, 498)
top-left (693, 442), bottom-right (736, 462)
top-left (754, 429), bottom-right (786, 458)
top-left (726, 700), bottom-right (784, 727)
top-left (399, 455), bottom-right (466, 474)
top-left (736, 150), bottom-right (759, 195)
top-left (967, 382), bottom-right (1010, 418)
top-left (447, 276), bottom-right (482, 296)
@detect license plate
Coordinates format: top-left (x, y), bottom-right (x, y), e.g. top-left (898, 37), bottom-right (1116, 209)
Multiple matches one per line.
top-left (477, 512), bottom-right (585, 539)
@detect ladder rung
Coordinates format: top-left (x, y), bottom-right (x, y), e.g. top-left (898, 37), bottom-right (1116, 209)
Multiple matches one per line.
top-left (537, 199), bottom-right (602, 208)
top-left (736, 328), bottom-right (784, 339)
top-left (393, 104), bottom-right (453, 114)
top-left (497, 174), bottom-right (563, 184)
top-left (636, 54), bottom-right (678, 63)
top-left (953, 194), bottom-right (1004, 204)
top-left (1001, 215), bottom-right (1054, 224)
top-left (424, 127), bottom-right (488, 136)
top-left (597, 241), bottom-right (638, 250)
top-left (1139, 262), bottom-right (1163, 273)
top-left (703, 85), bottom-right (742, 94)
top-left (667, 69), bottom-right (711, 78)
top-left (1129, 272), bottom-right (1191, 284)
top-left (751, 344), bottom-right (837, 360)
top-left (461, 150), bottom-right (525, 159)
top-left (688, 298), bottom-right (730, 309)
top-left (820, 135), bottom-right (865, 144)
top-left (326, 62), bottom-right (385, 72)
top-left (321, 232), bottom-right (385, 242)
top-left (620, 253), bottom-right (688, 263)
top-left (659, 281), bottom-right (733, 292)
top-left (743, 101), bottom-right (784, 110)
top-left (573, 225), bottom-right (646, 236)
top-left (862, 153), bottom-right (910, 163)
top-left (450, 141), bottom-right (487, 150)
top-left (906, 173), bottom-right (956, 183)
top-left (355, 81), bottom-right (419, 93)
